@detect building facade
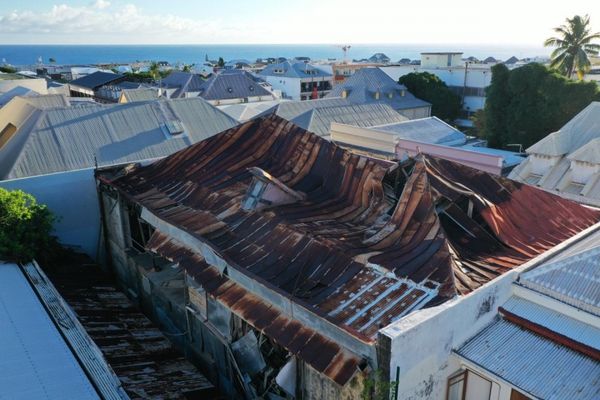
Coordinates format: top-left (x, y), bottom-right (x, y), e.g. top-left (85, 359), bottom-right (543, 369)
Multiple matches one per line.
top-left (259, 61), bottom-right (333, 101)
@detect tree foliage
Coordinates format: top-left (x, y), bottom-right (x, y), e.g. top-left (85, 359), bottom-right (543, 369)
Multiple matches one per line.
top-left (217, 57), bottom-right (225, 68)
top-left (480, 63), bottom-right (600, 148)
top-left (399, 72), bottom-right (461, 122)
top-left (0, 65), bottom-right (17, 73)
top-left (544, 15), bottom-right (600, 79)
top-left (0, 188), bottom-right (55, 262)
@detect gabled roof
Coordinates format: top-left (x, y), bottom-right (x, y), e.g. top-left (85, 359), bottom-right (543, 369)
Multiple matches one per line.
top-left (102, 114), bottom-right (598, 345)
top-left (69, 71), bottom-right (124, 90)
top-left (161, 71), bottom-right (205, 98)
top-left (527, 102), bottom-right (600, 157)
top-left (259, 61), bottom-right (332, 79)
top-left (326, 68), bottom-right (431, 110)
top-left (0, 98), bottom-right (237, 179)
top-left (505, 56), bottom-right (519, 64)
top-left (275, 98), bottom-right (350, 121)
top-left (371, 116), bottom-right (466, 146)
top-left (0, 86), bottom-right (38, 106)
top-left (198, 70), bottom-right (272, 100)
top-left (290, 103), bottom-right (408, 137)
top-left (119, 88), bottom-right (159, 103)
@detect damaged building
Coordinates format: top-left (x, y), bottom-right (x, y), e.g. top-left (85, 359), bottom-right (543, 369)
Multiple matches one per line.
top-left (97, 114), bottom-right (599, 399)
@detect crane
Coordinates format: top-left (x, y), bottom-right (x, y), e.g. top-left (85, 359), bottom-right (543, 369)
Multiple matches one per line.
top-left (335, 45), bottom-right (352, 63)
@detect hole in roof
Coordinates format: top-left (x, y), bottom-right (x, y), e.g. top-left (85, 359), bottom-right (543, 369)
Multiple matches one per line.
top-left (227, 87), bottom-right (233, 93)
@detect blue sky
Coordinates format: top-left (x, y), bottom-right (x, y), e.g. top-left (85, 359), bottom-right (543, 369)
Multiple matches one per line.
top-left (0, 0), bottom-right (598, 45)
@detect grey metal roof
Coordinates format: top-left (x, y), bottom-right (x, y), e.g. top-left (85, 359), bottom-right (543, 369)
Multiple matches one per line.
top-left (0, 86), bottom-right (37, 106)
top-left (371, 116), bottom-right (466, 145)
top-left (199, 70), bottom-right (273, 100)
top-left (456, 318), bottom-right (600, 400)
top-left (275, 98), bottom-right (350, 121)
top-left (520, 244), bottom-right (600, 316)
top-left (259, 61), bottom-right (332, 79)
top-left (326, 68), bottom-right (431, 111)
top-left (502, 296), bottom-right (600, 350)
top-left (69, 71), bottom-right (123, 90)
top-left (161, 71), bottom-right (205, 98)
top-left (120, 88), bottom-right (159, 103)
top-left (0, 263), bottom-right (100, 400)
top-left (1, 97), bottom-right (238, 179)
top-left (291, 103), bottom-right (408, 137)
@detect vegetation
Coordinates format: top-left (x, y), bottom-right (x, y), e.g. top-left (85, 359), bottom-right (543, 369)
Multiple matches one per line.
top-left (0, 65), bottom-right (17, 73)
top-left (398, 72), bottom-right (461, 122)
top-left (477, 63), bottom-right (600, 148)
top-left (218, 57), bottom-right (225, 68)
top-left (0, 188), bottom-right (56, 262)
top-left (361, 370), bottom-right (395, 400)
top-left (124, 70), bottom-right (170, 83)
top-left (545, 15), bottom-right (600, 79)
top-left (49, 57), bottom-right (56, 64)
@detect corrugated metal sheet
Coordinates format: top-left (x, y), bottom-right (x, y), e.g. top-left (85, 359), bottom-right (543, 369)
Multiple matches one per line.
top-left (120, 88), bottom-right (159, 103)
top-left (0, 263), bottom-right (102, 400)
top-left (520, 244), bottom-right (600, 316)
top-left (275, 98), bottom-right (350, 121)
top-left (161, 72), bottom-right (204, 98)
top-left (501, 296), bottom-right (600, 350)
top-left (260, 61), bottom-right (332, 79)
top-left (199, 70), bottom-right (273, 100)
top-left (70, 71), bottom-right (123, 90)
top-left (326, 68), bottom-right (431, 111)
top-left (456, 318), bottom-right (600, 400)
top-left (146, 232), bottom-right (361, 386)
top-left (102, 114), bottom-right (599, 342)
top-left (3, 97), bottom-right (237, 179)
top-left (291, 103), bottom-right (408, 137)
top-left (371, 116), bottom-right (466, 146)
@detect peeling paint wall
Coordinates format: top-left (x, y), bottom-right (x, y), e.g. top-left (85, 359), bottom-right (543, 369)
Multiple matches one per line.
top-left (380, 272), bottom-right (517, 400)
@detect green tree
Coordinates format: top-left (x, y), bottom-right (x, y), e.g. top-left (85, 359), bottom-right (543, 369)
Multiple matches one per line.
top-left (217, 57), bottom-right (225, 68)
top-left (149, 61), bottom-right (160, 81)
top-left (544, 15), bottom-right (600, 79)
top-left (0, 188), bottom-right (55, 262)
top-left (49, 57), bottom-right (56, 64)
top-left (481, 63), bottom-right (600, 148)
top-left (399, 72), bottom-right (461, 122)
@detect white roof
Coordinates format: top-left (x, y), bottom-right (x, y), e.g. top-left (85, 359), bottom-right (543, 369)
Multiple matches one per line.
top-left (0, 262), bottom-right (99, 400)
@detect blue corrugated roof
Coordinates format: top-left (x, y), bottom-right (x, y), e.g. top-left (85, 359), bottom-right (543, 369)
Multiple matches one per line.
top-left (70, 71), bottom-right (123, 90)
top-left (259, 61), bottom-right (332, 79)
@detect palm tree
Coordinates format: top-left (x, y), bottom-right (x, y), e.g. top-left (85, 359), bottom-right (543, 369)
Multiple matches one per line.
top-left (544, 15), bottom-right (600, 80)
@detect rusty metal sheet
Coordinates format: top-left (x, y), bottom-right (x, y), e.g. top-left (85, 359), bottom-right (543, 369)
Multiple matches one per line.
top-left (102, 113), bottom-right (600, 346)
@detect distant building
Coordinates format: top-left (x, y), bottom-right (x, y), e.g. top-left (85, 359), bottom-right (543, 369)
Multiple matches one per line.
top-left (0, 72), bottom-right (48, 95)
top-left (381, 52), bottom-right (493, 126)
top-left (368, 53), bottom-right (391, 64)
top-left (0, 96), bottom-right (237, 258)
top-left (69, 71), bottom-right (125, 99)
top-left (259, 61), bottom-right (333, 100)
top-left (330, 62), bottom-right (380, 86)
top-left (118, 87), bottom-right (160, 103)
top-left (198, 70), bottom-right (279, 105)
top-left (509, 102), bottom-right (600, 207)
top-left (160, 71), bottom-right (204, 98)
top-left (326, 67), bottom-right (432, 119)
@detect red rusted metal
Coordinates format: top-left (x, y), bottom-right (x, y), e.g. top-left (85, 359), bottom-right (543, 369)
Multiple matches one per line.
top-left (104, 114), bottom-right (599, 347)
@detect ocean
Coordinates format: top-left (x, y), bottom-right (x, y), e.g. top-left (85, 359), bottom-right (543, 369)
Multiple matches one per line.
top-left (0, 44), bottom-right (549, 67)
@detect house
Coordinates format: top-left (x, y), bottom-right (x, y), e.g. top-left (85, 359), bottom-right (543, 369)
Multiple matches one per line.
top-left (118, 87), bottom-right (160, 103)
top-left (326, 67), bottom-right (432, 119)
top-left (160, 71), bottom-right (204, 98)
top-left (451, 231), bottom-right (600, 399)
top-left (0, 261), bottom-right (126, 399)
top-left (198, 69), bottom-right (279, 105)
top-left (259, 61), bottom-right (334, 100)
top-left (97, 113), bottom-right (598, 399)
top-left (509, 102), bottom-right (600, 207)
top-left (330, 117), bottom-right (524, 175)
top-left (68, 71), bottom-right (126, 99)
top-left (0, 72), bottom-right (48, 94)
top-left (381, 52), bottom-right (492, 126)
top-left (368, 53), bottom-right (391, 64)
top-left (505, 56), bottom-right (520, 64)
top-left (330, 62), bottom-right (380, 86)
top-left (96, 81), bottom-right (147, 103)
top-left (0, 97), bottom-right (237, 258)
top-left (218, 100), bottom-right (282, 122)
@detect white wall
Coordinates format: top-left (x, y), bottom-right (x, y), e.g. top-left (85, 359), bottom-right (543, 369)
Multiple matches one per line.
top-left (0, 168), bottom-right (101, 259)
top-left (0, 78), bottom-right (48, 94)
top-left (263, 76), bottom-right (301, 100)
top-left (380, 272), bottom-right (517, 400)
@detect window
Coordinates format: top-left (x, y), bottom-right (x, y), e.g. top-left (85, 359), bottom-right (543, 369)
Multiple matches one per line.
top-left (524, 173), bottom-right (542, 185)
top-left (0, 123), bottom-right (17, 148)
top-left (510, 390), bottom-right (532, 400)
top-left (127, 206), bottom-right (154, 252)
top-left (447, 370), bottom-right (466, 400)
top-left (447, 369), bottom-right (499, 400)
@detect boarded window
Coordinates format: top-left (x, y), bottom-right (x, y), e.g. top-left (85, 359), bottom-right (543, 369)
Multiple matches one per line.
top-left (0, 123), bottom-right (17, 148)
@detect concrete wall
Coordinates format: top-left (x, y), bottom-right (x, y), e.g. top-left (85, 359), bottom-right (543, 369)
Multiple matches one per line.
top-left (263, 76), bottom-right (301, 100)
top-left (0, 168), bottom-right (101, 259)
top-left (0, 78), bottom-right (48, 94)
top-left (380, 272), bottom-right (518, 400)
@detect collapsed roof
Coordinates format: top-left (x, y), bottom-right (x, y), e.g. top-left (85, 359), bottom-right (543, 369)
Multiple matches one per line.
top-left (103, 113), bottom-right (598, 339)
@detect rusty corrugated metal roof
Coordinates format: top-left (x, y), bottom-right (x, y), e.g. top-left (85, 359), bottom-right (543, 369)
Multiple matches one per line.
top-left (146, 231), bottom-right (361, 386)
top-left (102, 114), bottom-right (600, 346)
